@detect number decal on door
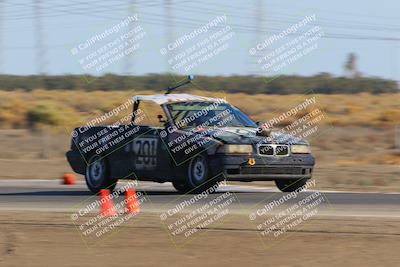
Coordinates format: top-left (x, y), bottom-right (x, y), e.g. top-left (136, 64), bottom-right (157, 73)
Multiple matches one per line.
top-left (132, 138), bottom-right (158, 170)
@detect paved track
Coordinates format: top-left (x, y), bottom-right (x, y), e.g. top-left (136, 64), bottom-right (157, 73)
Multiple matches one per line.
top-left (0, 180), bottom-right (399, 217)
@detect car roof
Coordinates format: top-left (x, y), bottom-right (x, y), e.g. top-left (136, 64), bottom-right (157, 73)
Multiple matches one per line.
top-left (133, 93), bottom-right (226, 105)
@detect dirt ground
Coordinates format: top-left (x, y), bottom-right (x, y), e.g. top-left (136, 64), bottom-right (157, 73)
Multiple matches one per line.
top-left (0, 211), bottom-right (399, 267)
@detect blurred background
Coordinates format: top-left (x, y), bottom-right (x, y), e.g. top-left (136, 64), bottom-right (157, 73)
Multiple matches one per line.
top-left (0, 0), bottom-right (399, 191)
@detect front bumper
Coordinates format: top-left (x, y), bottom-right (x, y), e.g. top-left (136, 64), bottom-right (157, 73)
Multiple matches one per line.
top-left (215, 154), bottom-right (315, 181)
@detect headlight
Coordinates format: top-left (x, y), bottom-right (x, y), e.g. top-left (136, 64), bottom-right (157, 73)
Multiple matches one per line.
top-left (218, 144), bottom-right (253, 154)
top-left (291, 144), bottom-right (311, 154)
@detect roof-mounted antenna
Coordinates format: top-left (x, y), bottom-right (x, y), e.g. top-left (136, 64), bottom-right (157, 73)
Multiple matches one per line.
top-left (165, 75), bottom-right (194, 95)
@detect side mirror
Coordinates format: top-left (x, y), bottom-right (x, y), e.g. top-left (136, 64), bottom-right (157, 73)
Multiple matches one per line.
top-left (256, 122), bottom-right (272, 137)
top-left (157, 114), bottom-right (166, 123)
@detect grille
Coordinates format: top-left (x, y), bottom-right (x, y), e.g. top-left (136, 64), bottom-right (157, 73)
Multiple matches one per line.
top-left (258, 144), bottom-right (289, 156)
top-left (241, 166), bottom-right (302, 175)
top-left (276, 145), bottom-right (289, 156)
top-left (258, 145), bottom-right (274, 155)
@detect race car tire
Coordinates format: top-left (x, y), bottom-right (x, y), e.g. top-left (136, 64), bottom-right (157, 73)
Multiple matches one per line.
top-left (275, 178), bottom-right (308, 192)
top-left (172, 180), bottom-right (190, 193)
top-left (173, 154), bottom-right (219, 194)
top-left (85, 154), bottom-right (117, 194)
top-left (187, 154), bottom-right (220, 193)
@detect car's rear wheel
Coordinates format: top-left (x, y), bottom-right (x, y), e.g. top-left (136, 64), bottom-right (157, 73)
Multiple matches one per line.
top-left (85, 155), bottom-right (117, 194)
top-left (275, 178), bottom-right (308, 192)
top-left (173, 154), bottom-right (219, 194)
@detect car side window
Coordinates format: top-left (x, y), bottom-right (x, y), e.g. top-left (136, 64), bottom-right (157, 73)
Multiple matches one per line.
top-left (133, 102), bottom-right (166, 127)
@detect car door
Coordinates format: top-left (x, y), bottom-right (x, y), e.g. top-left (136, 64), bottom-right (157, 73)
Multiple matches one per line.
top-left (130, 127), bottom-right (171, 180)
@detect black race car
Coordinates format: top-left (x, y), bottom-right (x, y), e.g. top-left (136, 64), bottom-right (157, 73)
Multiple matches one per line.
top-left (67, 85), bottom-right (315, 194)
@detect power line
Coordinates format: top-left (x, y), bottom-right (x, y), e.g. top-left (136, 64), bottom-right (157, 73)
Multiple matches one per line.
top-left (3, 1), bottom-right (400, 36)
top-left (3, 11), bottom-right (400, 52)
top-left (3, 0), bottom-right (400, 34)
top-left (2, 0), bottom-right (186, 20)
top-left (0, 0), bottom-right (399, 80)
top-left (176, 2), bottom-right (400, 33)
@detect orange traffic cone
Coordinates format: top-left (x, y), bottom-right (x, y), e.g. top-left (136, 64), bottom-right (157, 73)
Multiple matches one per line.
top-left (62, 173), bottom-right (76, 185)
top-left (100, 189), bottom-right (117, 217)
top-left (125, 188), bottom-right (140, 214)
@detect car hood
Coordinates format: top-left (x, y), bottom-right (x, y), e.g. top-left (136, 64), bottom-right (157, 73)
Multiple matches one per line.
top-left (184, 127), bottom-right (308, 145)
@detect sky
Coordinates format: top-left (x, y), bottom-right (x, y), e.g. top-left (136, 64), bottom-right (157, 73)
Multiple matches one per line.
top-left (2, 0), bottom-right (400, 81)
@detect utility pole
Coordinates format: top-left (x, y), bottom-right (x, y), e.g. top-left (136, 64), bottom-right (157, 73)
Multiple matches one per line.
top-left (164, 0), bottom-right (174, 73)
top-left (124, 0), bottom-right (136, 75)
top-left (253, 0), bottom-right (265, 75)
top-left (35, 0), bottom-right (46, 75)
top-left (0, 0), bottom-right (4, 73)
top-left (255, 0), bottom-right (265, 41)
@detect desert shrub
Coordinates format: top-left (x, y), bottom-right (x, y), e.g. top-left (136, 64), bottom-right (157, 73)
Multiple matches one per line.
top-left (26, 103), bottom-right (62, 127)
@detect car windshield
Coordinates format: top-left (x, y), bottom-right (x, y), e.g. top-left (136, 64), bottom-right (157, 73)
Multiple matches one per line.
top-left (167, 101), bottom-right (257, 128)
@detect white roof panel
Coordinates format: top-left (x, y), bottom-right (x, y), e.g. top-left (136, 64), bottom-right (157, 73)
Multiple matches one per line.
top-left (133, 94), bottom-right (225, 105)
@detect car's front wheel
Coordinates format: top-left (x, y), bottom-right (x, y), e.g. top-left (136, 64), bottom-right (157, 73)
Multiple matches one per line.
top-left (275, 178), bottom-right (308, 192)
top-left (173, 154), bottom-right (219, 194)
top-left (85, 155), bottom-right (117, 194)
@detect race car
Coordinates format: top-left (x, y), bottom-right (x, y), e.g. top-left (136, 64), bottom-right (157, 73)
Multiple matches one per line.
top-left (66, 78), bottom-right (315, 194)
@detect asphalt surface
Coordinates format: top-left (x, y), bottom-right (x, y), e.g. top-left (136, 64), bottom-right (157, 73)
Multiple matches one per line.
top-left (0, 179), bottom-right (399, 218)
